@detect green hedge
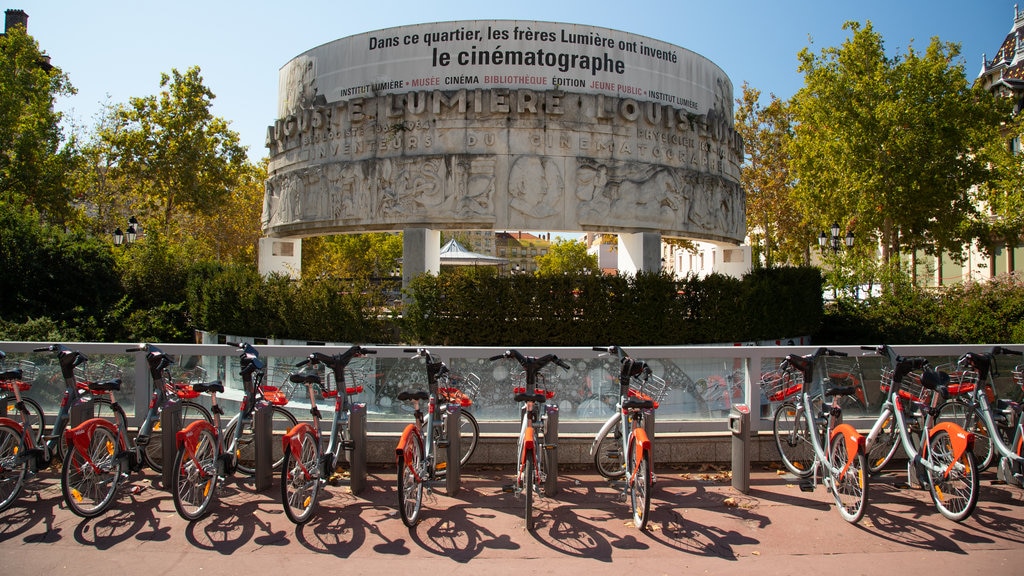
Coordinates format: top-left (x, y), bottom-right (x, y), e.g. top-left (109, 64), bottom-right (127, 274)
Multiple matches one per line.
top-left (402, 267), bottom-right (824, 346)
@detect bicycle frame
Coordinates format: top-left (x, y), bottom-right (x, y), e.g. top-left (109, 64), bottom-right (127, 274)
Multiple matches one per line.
top-left (950, 348), bottom-right (1024, 483)
top-left (862, 345), bottom-right (979, 522)
top-left (395, 348), bottom-right (459, 487)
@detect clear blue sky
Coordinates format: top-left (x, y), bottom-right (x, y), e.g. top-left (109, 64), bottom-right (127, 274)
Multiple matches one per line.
top-left (11, 0), bottom-right (1018, 161)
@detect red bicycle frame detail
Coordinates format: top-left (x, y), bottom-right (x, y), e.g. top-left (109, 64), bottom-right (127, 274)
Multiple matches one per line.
top-left (175, 419), bottom-right (217, 472)
top-left (927, 421), bottom-right (976, 478)
top-left (282, 422), bottom-right (318, 481)
top-left (395, 423), bottom-right (423, 483)
top-left (64, 418), bottom-right (121, 473)
top-left (628, 427), bottom-right (651, 483)
top-left (829, 423), bottom-right (865, 479)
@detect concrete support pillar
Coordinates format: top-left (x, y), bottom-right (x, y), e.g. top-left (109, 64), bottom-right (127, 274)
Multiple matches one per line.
top-left (403, 228), bottom-right (441, 287)
top-left (617, 232), bottom-right (662, 275)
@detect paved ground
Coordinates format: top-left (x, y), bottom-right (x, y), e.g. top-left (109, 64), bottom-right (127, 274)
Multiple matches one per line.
top-left (2, 462), bottom-right (1023, 575)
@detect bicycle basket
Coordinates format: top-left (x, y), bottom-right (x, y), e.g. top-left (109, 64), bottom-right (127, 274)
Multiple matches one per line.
top-left (167, 365), bottom-right (208, 399)
top-left (74, 361), bottom-right (122, 386)
top-left (879, 367), bottom-right (928, 404)
top-left (440, 371), bottom-right (480, 407)
top-left (268, 364), bottom-right (312, 402)
top-left (628, 372), bottom-right (669, 406)
top-left (760, 369), bottom-right (802, 402)
top-left (324, 367), bottom-right (368, 398)
top-left (0, 360), bottom-right (37, 391)
top-left (933, 362), bottom-right (979, 397)
top-left (1014, 365), bottom-right (1024, 391)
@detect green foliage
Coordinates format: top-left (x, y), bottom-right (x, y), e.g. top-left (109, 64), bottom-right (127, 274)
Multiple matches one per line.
top-left (0, 25), bottom-right (78, 222)
top-left (402, 267), bottom-right (824, 346)
top-left (535, 238), bottom-right (600, 276)
top-left (0, 201), bottom-right (121, 339)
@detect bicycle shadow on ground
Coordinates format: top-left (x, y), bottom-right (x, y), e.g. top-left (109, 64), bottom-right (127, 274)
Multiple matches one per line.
top-left (0, 477), bottom-right (63, 544)
top-left (531, 503), bottom-right (626, 561)
top-left (181, 478), bottom-right (291, 554)
top-left (407, 505), bottom-right (521, 562)
top-left (71, 480), bottom-right (172, 549)
top-left (645, 503), bottom-right (761, 560)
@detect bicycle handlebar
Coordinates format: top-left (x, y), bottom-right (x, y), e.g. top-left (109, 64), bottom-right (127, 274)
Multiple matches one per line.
top-left (297, 345), bottom-right (376, 370)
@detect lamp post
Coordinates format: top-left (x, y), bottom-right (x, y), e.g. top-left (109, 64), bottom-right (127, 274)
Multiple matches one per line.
top-left (113, 217), bottom-right (141, 247)
top-left (818, 222), bottom-right (855, 298)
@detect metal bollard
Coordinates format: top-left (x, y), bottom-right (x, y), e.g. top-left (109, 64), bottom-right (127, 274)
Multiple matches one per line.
top-left (729, 404), bottom-right (750, 493)
top-left (159, 402), bottom-right (182, 490)
top-left (253, 404), bottom-right (273, 491)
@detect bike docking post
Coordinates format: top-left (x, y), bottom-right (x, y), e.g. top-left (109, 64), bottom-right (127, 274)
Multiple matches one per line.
top-left (729, 404), bottom-right (751, 493)
top-left (254, 403), bottom-right (274, 491)
top-left (160, 401), bottom-right (182, 489)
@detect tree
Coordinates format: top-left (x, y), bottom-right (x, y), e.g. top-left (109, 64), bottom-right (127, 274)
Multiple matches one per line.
top-left (0, 24), bottom-right (78, 222)
top-left (303, 233), bottom-right (404, 279)
top-left (978, 113), bottom-right (1024, 247)
top-left (535, 238), bottom-right (599, 276)
top-left (789, 21), bottom-right (1006, 285)
top-left (735, 83), bottom-right (809, 267)
top-left (96, 66), bottom-right (248, 237)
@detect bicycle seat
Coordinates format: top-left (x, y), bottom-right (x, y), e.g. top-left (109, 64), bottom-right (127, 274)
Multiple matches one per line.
top-left (0, 369), bottom-right (22, 381)
top-left (398, 390), bottom-right (429, 401)
top-left (191, 381), bottom-right (224, 394)
top-left (514, 392), bottom-right (548, 403)
top-left (290, 372), bottom-right (321, 385)
top-left (86, 378), bottom-right (122, 391)
top-left (622, 397), bottom-right (655, 410)
top-left (825, 385), bottom-right (857, 397)
top-left (919, 369), bottom-right (950, 391)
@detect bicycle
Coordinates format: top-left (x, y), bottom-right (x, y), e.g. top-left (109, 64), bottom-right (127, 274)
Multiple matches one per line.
top-left (589, 345), bottom-right (669, 529)
top-left (395, 348), bottom-right (464, 527)
top-left (0, 352), bottom-right (44, 448)
top-left (489, 349), bottom-right (567, 531)
top-left (280, 344), bottom-right (374, 524)
top-left (222, 342), bottom-right (297, 475)
top-left (862, 344), bottom-right (980, 522)
top-left (772, 352), bottom-right (869, 477)
top-left (0, 353), bottom-right (42, 512)
top-left (170, 341), bottom-right (294, 520)
top-left (440, 370), bottom-right (482, 468)
top-left (936, 346), bottom-right (1023, 482)
top-left (777, 347), bottom-right (869, 523)
top-left (127, 344), bottom-right (213, 474)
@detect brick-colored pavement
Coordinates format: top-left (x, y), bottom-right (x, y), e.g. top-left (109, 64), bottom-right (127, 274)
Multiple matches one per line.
top-left (2, 463), bottom-right (1022, 575)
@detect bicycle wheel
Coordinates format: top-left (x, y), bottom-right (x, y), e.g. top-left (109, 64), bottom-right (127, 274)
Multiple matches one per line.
top-left (444, 412), bottom-right (462, 497)
top-left (229, 406), bottom-right (298, 475)
top-left (457, 410), bottom-right (480, 467)
top-left (937, 400), bottom-right (994, 472)
top-left (927, 429), bottom-right (979, 522)
top-left (523, 448), bottom-right (535, 531)
top-left (0, 424), bottom-right (28, 512)
top-left (867, 412), bottom-right (901, 474)
top-left (627, 438), bottom-right (652, 530)
top-left (594, 421), bottom-right (624, 479)
top-left (397, 431), bottom-right (424, 527)
top-left (15, 396), bottom-right (45, 447)
top-left (772, 402), bottom-right (814, 477)
top-left (145, 400), bottom-right (213, 474)
top-left (61, 426), bottom-right (122, 518)
top-left (171, 427), bottom-right (219, 520)
top-left (282, 429), bottom-right (321, 524)
top-left (828, 433), bottom-right (868, 523)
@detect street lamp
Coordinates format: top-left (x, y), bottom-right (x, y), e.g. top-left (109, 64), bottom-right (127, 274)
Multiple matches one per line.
top-left (819, 222), bottom-right (853, 254)
top-left (113, 216), bottom-right (141, 247)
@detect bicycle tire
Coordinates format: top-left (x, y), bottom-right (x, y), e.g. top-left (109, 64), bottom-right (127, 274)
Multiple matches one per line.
top-left (523, 448), bottom-right (535, 531)
top-left (867, 412), bottom-right (901, 474)
top-left (61, 425), bottom-right (122, 518)
top-left (348, 404), bottom-right (368, 495)
top-left (144, 400), bottom-right (213, 474)
top-left (936, 400), bottom-right (995, 472)
top-left (627, 438), bottom-right (652, 530)
top-left (457, 410), bottom-right (480, 467)
top-left (397, 431), bottom-right (424, 527)
top-left (282, 429), bottom-right (321, 524)
top-left (927, 429), bottom-right (979, 522)
top-left (828, 433), bottom-right (868, 523)
top-left (228, 406), bottom-right (297, 475)
top-left (445, 411), bottom-right (461, 497)
top-left (594, 416), bottom-right (624, 479)
top-left (171, 427), bottom-right (219, 521)
top-left (0, 424), bottom-right (27, 512)
top-left (15, 396), bottom-right (45, 448)
top-left (772, 402), bottom-right (814, 477)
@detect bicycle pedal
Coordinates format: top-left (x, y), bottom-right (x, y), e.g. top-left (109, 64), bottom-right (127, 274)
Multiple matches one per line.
top-left (501, 483), bottom-right (516, 493)
top-left (135, 434), bottom-right (150, 446)
top-left (436, 440), bottom-right (449, 448)
top-left (798, 480), bottom-right (816, 492)
top-left (129, 485), bottom-right (146, 495)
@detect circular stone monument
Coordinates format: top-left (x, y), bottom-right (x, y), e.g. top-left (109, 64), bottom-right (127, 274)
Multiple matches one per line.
top-left (263, 20), bottom-right (744, 245)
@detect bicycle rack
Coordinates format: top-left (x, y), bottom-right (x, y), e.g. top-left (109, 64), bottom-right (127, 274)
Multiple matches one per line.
top-left (159, 402), bottom-right (182, 489)
top-left (254, 403), bottom-right (274, 491)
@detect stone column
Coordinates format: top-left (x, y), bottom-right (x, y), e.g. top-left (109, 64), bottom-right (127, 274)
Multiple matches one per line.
top-left (617, 232), bottom-right (662, 275)
top-left (403, 228), bottom-right (441, 288)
